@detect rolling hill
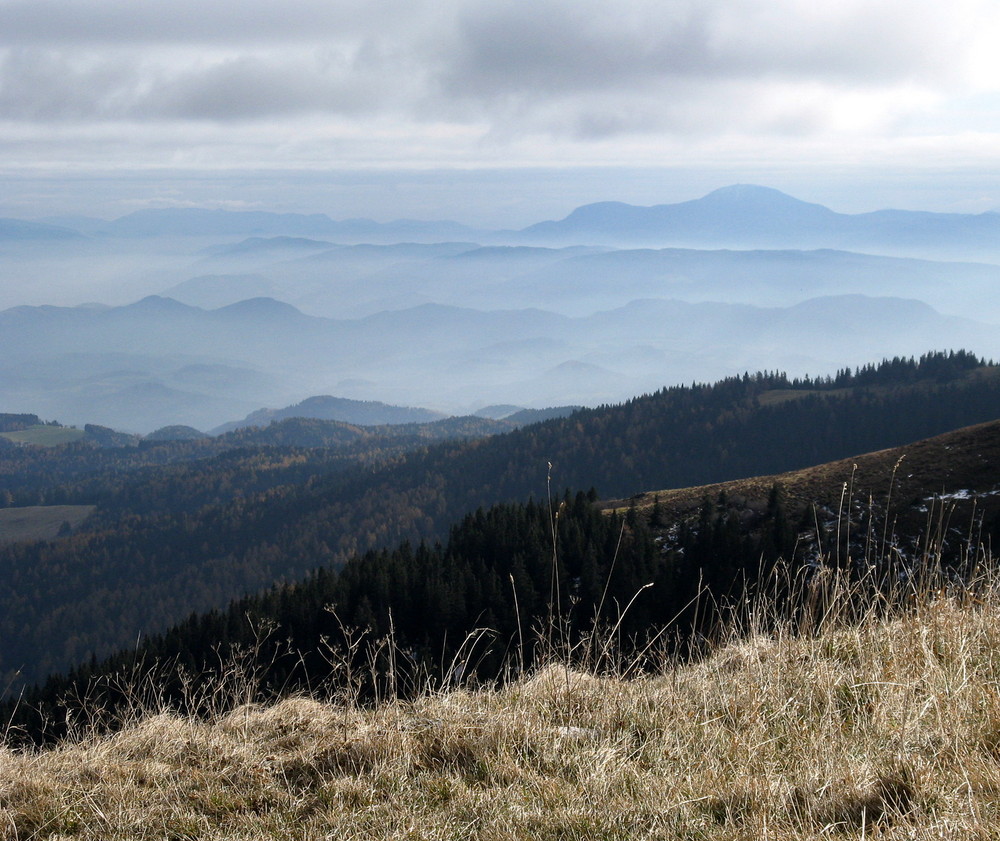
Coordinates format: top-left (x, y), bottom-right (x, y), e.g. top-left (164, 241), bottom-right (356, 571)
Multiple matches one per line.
top-left (610, 417), bottom-right (1000, 569)
top-left (4, 291), bottom-right (998, 432)
top-left (211, 395), bottom-right (448, 434)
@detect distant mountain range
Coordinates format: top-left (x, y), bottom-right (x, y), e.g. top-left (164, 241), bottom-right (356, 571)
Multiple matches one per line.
top-left (211, 395), bottom-right (448, 435)
top-left (15, 184), bottom-right (1000, 260)
top-left (0, 218), bottom-right (84, 241)
top-left (154, 237), bottom-right (1000, 324)
top-left (516, 184), bottom-right (1000, 258)
top-left (4, 184), bottom-right (1000, 431)
top-left (2, 292), bottom-right (997, 432)
top-left (39, 208), bottom-right (489, 244)
top-left (201, 236), bottom-right (337, 256)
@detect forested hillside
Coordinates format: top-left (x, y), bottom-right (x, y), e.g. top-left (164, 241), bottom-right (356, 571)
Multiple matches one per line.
top-left (11, 412), bottom-right (1000, 744)
top-left (1, 491), bottom-right (742, 742)
top-left (2, 351), bottom-right (999, 692)
top-left (0, 413), bottom-right (516, 507)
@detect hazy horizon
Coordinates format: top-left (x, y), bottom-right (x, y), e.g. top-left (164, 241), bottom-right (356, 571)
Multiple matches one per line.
top-left (2, 0), bottom-right (1000, 226)
top-left (4, 168), bottom-right (1000, 232)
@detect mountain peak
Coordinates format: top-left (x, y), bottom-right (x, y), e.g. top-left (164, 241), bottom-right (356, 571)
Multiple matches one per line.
top-left (212, 297), bottom-right (306, 319)
top-left (519, 184), bottom-right (841, 246)
top-left (703, 183), bottom-right (790, 200)
top-left (696, 184), bottom-right (833, 214)
top-left (123, 295), bottom-right (197, 314)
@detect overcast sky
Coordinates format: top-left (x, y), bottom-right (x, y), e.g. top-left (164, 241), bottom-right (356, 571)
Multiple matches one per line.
top-left (2, 0), bottom-right (1000, 224)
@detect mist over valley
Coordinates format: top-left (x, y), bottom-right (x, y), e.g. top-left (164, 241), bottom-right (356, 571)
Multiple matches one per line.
top-left (3, 185), bottom-right (1000, 433)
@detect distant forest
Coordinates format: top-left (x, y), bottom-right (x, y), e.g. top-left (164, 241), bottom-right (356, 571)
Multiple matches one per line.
top-left (2, 350), bottom-right (999, 694)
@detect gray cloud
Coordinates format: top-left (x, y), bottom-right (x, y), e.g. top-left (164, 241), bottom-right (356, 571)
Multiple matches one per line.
top-left (0, 0), bottom-right (401, 45)
top-left (0, 0), bottom-right (995, 170)
top-left (0, 44), bottom-right (427, 122)
top-left (0, 48), bottom-right (144, 119)
top-left (436, 0), bottom-right (968, 106)
top-left (438, 2), bottom-right (713, 98)
top-left (146, 53), bottom-right (378, 121)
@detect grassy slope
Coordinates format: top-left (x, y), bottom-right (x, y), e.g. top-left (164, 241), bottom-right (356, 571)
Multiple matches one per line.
top-left (0, 505), bottom-right (96, 546)
top-left (3, 589), bottom-right (1000, 839)
top-left (607, 417), bottom-right (1000, 535)
top-left (0, 426), bottom-right (85, 447)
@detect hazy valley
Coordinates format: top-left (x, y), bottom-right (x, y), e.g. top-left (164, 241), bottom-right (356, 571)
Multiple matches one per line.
top-left (4, 184), bottom-right (1000, 693)
top-left (4, 185), bottom-right (1000, 433)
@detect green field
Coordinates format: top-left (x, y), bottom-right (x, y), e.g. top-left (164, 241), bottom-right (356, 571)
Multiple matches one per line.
top-left (0, 505), bottom-right (96, 545)
top-left (0, 425), bottom-right (86, 446)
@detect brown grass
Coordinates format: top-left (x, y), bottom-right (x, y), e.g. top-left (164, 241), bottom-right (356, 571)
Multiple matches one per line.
top-left (605, 418), bottom-right (1000, 535)
top-left (5, 573), bottom-right (1000, 839)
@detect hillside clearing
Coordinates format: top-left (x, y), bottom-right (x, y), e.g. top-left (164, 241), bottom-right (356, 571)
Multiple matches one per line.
top-left (0, 425), bottom-right (85, 447)
top-left (607, 418), bottom-right (1000, 537)
top-left (0, 505), bottom-right (96, 545)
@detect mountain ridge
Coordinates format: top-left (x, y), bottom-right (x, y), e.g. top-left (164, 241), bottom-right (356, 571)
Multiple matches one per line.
top-left (14, 184), bottom-right (1000, 258)
top-left (3, 292), bottom-right (997, 431)
top-left (211, 395), bottom-right (449, 434)
top-left (1, 351), bottom-right (998, 692)
top-left (516, 184), bottom-right (1000, 256)
top-left (6, 369), bottom-right (1000, 746)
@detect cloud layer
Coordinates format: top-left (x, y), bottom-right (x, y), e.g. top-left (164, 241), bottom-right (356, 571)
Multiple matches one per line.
top-left (1, 0), bottom-right (998, 177)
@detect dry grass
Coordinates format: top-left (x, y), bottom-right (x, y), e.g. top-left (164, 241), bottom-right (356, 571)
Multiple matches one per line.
top-left (6, 577), bottom-right (1000, 840)
top-left (603, 417), bottom-right (1000, 530)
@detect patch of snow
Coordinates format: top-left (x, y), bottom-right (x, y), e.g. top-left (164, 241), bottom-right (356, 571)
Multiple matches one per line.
top-left (924, 488), bottom-right (1000, 503)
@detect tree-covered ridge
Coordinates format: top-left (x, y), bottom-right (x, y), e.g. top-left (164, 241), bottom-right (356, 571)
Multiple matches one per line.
top-left (0, 414), bottom-right (515, 508)
top-left (2, 351), bottom-right (999, 692)
top-left (0, 350), bottom-right (989, 510)
top-left (0, 413), bottom-right (44, 432)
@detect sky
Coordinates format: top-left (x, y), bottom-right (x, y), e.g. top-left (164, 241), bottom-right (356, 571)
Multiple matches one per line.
top-left (2, 0), bottom-right (1000, 225)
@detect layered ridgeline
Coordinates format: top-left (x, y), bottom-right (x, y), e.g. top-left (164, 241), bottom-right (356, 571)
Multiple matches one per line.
top-left (8, 186), bottom-right (1000, 432)
top-left (8, 291), bottom-right (997, 433)
top-left (0, 411), bottom-right (529, 507)
top-left (8, 392), bottom-right (1000, 745)
top-left (1, 352), bottom-right (999, 695)
top-left (515, 184), bottom-right (1000, 258)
